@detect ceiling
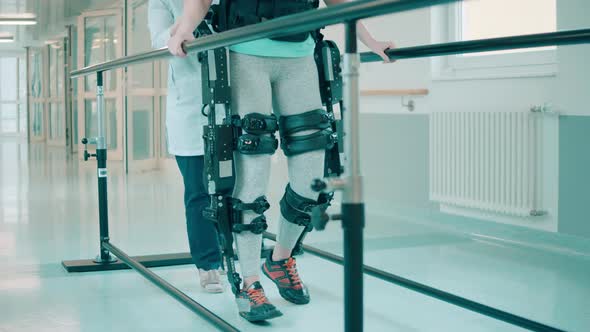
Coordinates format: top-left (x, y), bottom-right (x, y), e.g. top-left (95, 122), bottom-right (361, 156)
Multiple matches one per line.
top-left (0, 0), bottom-right (116, 54)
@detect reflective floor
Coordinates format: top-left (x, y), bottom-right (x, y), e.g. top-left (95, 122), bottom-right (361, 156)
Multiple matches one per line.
top-left (0, 138), bottom-right (588, 331)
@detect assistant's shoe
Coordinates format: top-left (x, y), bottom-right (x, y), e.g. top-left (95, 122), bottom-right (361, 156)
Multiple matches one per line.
top-left (262, 254), bottom-right (310, 305)
top-left (198, 269), bottom-right (224, 293)
top-left (236, 281), bottom-right (283, 322)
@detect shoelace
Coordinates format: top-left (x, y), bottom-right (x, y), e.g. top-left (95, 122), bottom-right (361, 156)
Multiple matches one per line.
top-left (285, 258), bottom-right (302, 287)
top-left (247, 288), bottom-right (269, 305)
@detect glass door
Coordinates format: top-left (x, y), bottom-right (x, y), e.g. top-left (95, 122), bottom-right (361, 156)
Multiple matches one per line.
top-left (67, 25), bottom-right (79, 154)
top-left (46, 42), bottom-right (67, 147)
top-left (126, 0), bottom-right (169, 171)
top-left (28, 48), bottom-right (46, 143)
top-left (0, 57), bottom-right (27, 137)
top-left (77, 9), bottom-right (124, 161)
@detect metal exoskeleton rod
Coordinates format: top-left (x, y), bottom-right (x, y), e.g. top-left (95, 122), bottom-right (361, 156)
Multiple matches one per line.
top-left (341, 21), bottom-right (365, 332)
top-left (95, 71), bottom-right (115, 263)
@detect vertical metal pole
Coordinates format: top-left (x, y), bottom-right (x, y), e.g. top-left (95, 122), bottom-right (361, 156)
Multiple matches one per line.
top-left (342, 21), bottom-right (364, 332)
top-left (25, 47), bottom-right (31, 143)
top-left (64, 27), bottom-right (73, 153)
top-left (94, 71), bottom-right (116, 263)
top-left (123, 0), bottom-right (130, 173)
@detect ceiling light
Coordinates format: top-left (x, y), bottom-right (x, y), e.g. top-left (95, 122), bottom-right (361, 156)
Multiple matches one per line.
top-left (0, 14), bottom-right (37, 26)
top-left (0, 33), bottom-right (14, 43)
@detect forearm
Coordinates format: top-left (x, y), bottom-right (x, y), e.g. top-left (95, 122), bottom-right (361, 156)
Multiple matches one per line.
top-left (355, 22), bottom-right (377, 47)
top-left (323, 0), bottom-right (376, 47)
top-left (176, 0), bottom-right (212, 36)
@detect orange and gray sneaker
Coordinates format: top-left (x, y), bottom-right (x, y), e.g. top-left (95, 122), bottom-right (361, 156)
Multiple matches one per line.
top-left (262, 253), bottom-right (310, 305)
top-left (236, 281), bottom-right (283, 322)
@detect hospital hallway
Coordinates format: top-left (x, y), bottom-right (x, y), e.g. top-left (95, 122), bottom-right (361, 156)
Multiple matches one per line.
top-left (1, 137), bottom-right (588, 332)
top-left (1, 0), bottom-right (589, 330)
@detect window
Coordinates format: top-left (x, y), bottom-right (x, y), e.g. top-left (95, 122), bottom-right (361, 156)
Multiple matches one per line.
top-left (0, 57), bottom-right (27, 136)
top-left (432, 0), bottom-right (558, 80)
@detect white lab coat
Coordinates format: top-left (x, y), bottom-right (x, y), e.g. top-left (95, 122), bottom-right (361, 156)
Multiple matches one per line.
top-left (148, 0), bottom-right (205, 156)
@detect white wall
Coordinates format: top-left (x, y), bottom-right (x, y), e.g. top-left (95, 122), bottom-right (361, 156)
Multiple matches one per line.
top-left (340, 1), bottom-right (589, 233)
top-left (555, 0), bottom-right (590, 116)
top-left (322, 9), bottom-right (433, 115)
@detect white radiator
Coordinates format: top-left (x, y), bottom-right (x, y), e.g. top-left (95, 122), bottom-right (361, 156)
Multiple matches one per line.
top-left (429, 111), bottom-right (545, 217)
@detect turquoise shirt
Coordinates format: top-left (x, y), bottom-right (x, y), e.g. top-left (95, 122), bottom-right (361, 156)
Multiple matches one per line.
top-left (229, 35), bottom-right (315, 58)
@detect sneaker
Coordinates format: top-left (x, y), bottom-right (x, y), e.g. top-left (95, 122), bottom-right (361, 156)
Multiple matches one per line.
top-left (262, 254), bottom-right (310, 304)
top-left (236, 281), bottom-right (283, 322)
top-left (198, 269), bottom-right (224, 293)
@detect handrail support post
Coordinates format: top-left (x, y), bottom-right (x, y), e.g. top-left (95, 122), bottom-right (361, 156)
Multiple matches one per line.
top-left (342, 20), bottom-right (365, 332)
top-left (93, 70), bottom-right (116, 264)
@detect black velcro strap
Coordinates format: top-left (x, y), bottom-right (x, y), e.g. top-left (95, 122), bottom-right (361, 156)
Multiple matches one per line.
top-left (215, 0), bottom-right (319, 42)
top-left (232, 196), bottom-right (270, 234)
top-left (225, 0), bottom-right (259, 27)
top-left (280, 0), bottom-right (317, 16)
top-left (279, 109), bottom-right (332, 136)
top-left (233, 113), bottom-right (278, 135)
top-left (280, 201), bottom-right (310, 226)
top-left (271, 33), bottom-right (310, 43)
top-left (281, 128), bottom-right (337, 157)
top-left (237, 134), bottom-right (278, 155)
top-left (232, 215), bottom-right (268, 234)
top-left (218, 0), bottom-right (317, 28)
top-left (233, 196), bottom-right (270, 214)
top-left (280, 184), bottom-right (331, 226)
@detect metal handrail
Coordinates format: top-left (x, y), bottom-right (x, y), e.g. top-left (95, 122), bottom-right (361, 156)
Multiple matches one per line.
top-left (362, 28), bottom-right (590, 62)
top-left (71, 11), bottom-right (590, 77)
top-left (71, 0), bottom-right (458, 78)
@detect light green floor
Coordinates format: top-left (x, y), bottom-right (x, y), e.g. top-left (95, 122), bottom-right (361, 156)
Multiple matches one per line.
top-left (0, 139), bottom-right (586, 331)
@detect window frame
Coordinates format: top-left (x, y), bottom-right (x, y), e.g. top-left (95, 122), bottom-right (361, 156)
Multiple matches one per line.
top-left (431, 3), bottom-right (558, 81)
top-left (0, 56), bottom-right (27, 136)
